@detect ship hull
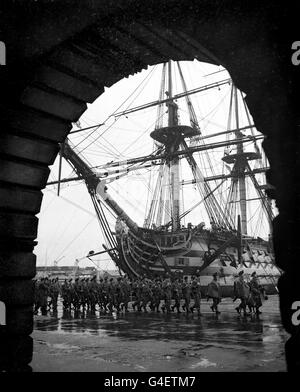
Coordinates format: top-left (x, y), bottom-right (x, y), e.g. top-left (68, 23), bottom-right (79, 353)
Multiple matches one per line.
top-left (115, 227), bottom-right (280, 296)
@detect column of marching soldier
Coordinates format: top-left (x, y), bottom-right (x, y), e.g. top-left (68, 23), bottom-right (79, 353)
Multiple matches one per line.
top-left (33, 270), bottom-right (266, 317)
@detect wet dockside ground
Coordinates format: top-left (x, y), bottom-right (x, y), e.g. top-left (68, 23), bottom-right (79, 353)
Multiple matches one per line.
top-left (32, 295), bottom-right (287, 372)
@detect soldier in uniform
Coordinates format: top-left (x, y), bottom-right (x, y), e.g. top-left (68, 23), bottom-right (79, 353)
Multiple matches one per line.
top-left (73, 278), bottom-right (81, 311)
top-left (151, 278), bottom-right (163, 312)
top-left (49, 277), bottom-right (60, 312)
top-left (131, 277), bottom-right (142, 311)
top-left (182, 276), bottom-right (191, 313)
top-left (249, 271), bottom-right (263, 314)
top-left (234, 271), bottom-right (250, 315)
top-left (102, 276), bottom-right (110, 312)
top-left (190, 275), bottom-right (202, 315)
top-left (120, 275), bottom-right (131, 312)
top-left (89, 276), bottom-right (98, 312)
top-left (161, 275), bottom-right (172, 313)
top-left (148, 279), bottom-right (155, 311)
top-left (61, 278), bottom-right (71, 310)
top-left (98, 278), bottom-right (105, 311)
top-left (83, 278), bottom-right (90, 310)
top-left (207, 272), bottom-right (221, 314)
top-left (115, 277), bottom-right (123, 312)
top-left (47, 279), bottom-right (54, 310)
top-left (107, 277), bottom-right (116, 312)
top-left (140, 277), bottom-right (151, 312)
top-left (171, 277), bottom-right (182, 313)
top-left (68, 278), bottom-right (74, 309)
top-left (34, 278), bottom-right (48, 315)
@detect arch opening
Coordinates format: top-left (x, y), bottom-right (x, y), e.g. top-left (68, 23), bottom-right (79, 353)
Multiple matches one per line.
top-left (40, 59), bottom-right (276, 274)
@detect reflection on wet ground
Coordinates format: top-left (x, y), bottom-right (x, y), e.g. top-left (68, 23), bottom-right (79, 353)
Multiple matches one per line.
top-left (32, 296), bottom-right (287, 372)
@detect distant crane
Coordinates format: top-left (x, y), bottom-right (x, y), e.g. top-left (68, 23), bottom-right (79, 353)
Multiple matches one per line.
top-left (53, 255), bottom-right (65, 267)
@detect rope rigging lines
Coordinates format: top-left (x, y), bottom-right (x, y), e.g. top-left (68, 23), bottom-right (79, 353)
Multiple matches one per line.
top-left (44, 59), bottom-right (276, 273)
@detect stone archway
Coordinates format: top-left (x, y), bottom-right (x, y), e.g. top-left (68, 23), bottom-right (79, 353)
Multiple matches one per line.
top-left (0, 1), bottom-right (299, 371)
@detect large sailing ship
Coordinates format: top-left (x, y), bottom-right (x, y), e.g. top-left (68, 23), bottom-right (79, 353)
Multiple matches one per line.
top-left (48, 60), bottom-right (280, 295)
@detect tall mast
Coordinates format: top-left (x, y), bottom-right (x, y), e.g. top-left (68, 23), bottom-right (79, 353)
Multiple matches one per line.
top-left (167, 61), bottom-right (181, 231)
top-left (150, 61), bottom-right (236, 231)
top-left (223, 86), bottom-right (249, 235)
top-left (234, 86), bottom-right (248, 235)
top-left (223, 85), bottom-right (268, 235)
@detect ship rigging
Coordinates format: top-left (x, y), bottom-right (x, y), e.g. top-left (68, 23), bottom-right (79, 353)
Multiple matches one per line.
top-left (45, 60), bottom-right (279, 292)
